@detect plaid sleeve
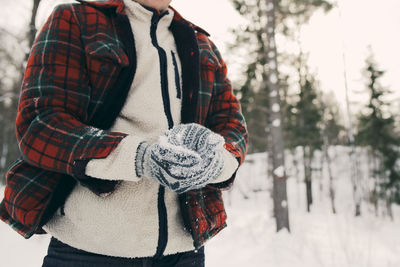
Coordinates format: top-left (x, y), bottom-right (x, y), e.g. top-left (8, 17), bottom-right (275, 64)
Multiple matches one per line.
top-left (205, 40), bottom-right (248, 189)
top-left (16, 4), bottom-right (128, 178)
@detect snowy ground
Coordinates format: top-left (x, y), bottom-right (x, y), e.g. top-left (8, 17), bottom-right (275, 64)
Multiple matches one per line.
top-left (1, 148), bottom-right (400, 266)
top-left (206, 150), bottom-right (400, 267)
top-left (206, 181), bottom-right (400, 267)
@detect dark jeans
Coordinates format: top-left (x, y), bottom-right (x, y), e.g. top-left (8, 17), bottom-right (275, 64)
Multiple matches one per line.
top-left (42, 237), bottom-right (205, 267)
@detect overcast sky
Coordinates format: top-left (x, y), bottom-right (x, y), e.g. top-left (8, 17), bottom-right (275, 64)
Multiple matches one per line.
top-left (1, 0), bottom-right (399, 117)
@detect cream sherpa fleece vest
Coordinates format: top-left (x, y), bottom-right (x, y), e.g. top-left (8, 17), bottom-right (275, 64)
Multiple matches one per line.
top-left (42, 0), bottom-right (238, 258)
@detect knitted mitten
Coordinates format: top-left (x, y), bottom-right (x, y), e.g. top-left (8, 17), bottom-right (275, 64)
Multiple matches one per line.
top-left (164, 123), bottom-right (225, 156)
top-left (161, 123), bottom-right (226, 189)
top-left (135, 139), bottom-right (222, 193)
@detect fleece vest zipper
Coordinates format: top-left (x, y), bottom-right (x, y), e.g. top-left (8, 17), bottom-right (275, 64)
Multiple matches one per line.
top-left (148, 9), bottom-right (172, 258)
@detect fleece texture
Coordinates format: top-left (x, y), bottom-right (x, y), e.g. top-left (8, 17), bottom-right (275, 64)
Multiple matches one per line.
top-left (42, 0), bottom-right (238, 258)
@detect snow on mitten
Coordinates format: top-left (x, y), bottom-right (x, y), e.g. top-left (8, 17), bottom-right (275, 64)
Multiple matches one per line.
top-left (164, 123), bottom-right (225, 156)
top-left (160, 123), bottom-right (226, 189)
top-left (186, 148), bottom-right (224, 190)
top-left (135, 141), bottom-right (217, 193)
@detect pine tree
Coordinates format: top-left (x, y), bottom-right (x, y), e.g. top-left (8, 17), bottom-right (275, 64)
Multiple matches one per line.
top-left (356, 54), bottom-right (400, 218)
top-left (286, 75), bottom-right (323, 212)
top-left (229, 0), bottom-right (270, 153)
top-left (229, 0), bottom-right (332, 230)
top-left (229, 0), bottom-right (332, 153)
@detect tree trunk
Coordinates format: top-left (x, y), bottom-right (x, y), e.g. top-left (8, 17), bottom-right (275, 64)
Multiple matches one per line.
top-left (264, 0), bottom-right (290, 232)
top-left (303, 146), bottom-right (313, 212)
top-left (344, 69), bottom-right (362, 217)
top-left (386, 192), bottom-right (394, 221)
top-left (293, 149), bottom-right (301, 207)
top-left (323, 134), bottom-right (336, 214)
top-left (353, 148), bottom-right (362, 217)
top-left (367, 149), bottom-right (378, 216)
top-left (318, 152), bottom-right (323, 202)
top-left (373, 151), bottom-right (380, 216)
top-left (338, 0), bottom-right (362, 217)
top-left (26, 0), bottom-right (42, 61)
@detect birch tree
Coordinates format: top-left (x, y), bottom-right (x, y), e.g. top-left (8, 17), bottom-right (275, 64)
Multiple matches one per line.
top-left (320, 94), bottom-right (345, 214)
top-left (263, 0), bottom-right (290, 231)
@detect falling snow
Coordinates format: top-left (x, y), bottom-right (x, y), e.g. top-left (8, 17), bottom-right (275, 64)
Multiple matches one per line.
top-left (269, 73), bottom-right (278, 84)
top-left (269, 41), bottom-right (275, 49)
top-left (269, 90), bottom-right (278, 97)
top-left (266, 2), bottom-right (274, 12)
top-left (273, 165), bottom-right (285, 177)
top-left (2, 150), bottom-right (400, 267)
top-left (268, 51), bottom-right (275, 58)
top-left (272, 103), bottom-right (280, 113)
top-left (272, 119), bottom-right (281, 127)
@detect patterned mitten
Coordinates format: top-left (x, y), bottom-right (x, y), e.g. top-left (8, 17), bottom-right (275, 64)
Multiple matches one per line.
top-left (185, 147), bottom-right (224, 190)
top-left (135, 140), bottom-right (222, 193)
top-left (163, 123), bottom-right (225, 156)
top-left (161, 123), bottom-right (226, 188)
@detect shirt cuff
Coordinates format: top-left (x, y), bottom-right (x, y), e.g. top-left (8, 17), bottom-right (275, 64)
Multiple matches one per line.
top-left (210, 147), bottom-right (239, 184)
top-left (85, 135), bottom-right (143, 182)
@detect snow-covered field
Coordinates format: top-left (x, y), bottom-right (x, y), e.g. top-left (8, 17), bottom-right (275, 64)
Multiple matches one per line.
top-left (1, 149), bottom-right (400, 267)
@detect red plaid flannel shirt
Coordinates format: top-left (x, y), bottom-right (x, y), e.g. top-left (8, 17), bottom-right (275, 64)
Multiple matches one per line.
top-left (0, 0), bottom-right (248, 249)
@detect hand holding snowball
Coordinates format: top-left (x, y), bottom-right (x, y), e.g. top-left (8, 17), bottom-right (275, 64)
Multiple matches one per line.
top-left (135, 123), bottom-right (225, 193)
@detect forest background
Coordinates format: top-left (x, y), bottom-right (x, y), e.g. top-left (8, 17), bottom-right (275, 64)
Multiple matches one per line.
top-left (0, 0), bottom-right (399, 266)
